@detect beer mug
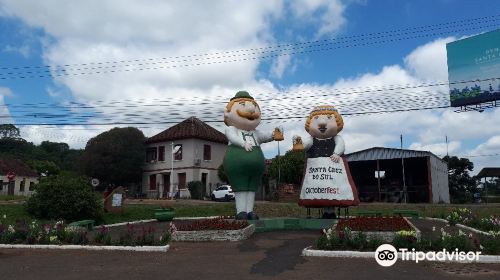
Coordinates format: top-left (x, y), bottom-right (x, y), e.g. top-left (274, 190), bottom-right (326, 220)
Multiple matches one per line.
top-left (292, 136), bottom-right (304, 151)
top-left (273, 127), bottom-right (284, 141)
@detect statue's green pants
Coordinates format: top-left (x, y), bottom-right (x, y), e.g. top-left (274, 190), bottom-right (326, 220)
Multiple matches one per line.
top-left (223, 145), bottom-right (265, 192)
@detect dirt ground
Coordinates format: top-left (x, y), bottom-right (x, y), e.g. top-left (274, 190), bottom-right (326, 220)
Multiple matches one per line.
top-left (1, 231), bottom-right (499, 280)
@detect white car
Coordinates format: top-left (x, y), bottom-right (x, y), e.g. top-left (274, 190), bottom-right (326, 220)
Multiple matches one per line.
top-left (211, 185), bottom-right (235, 201)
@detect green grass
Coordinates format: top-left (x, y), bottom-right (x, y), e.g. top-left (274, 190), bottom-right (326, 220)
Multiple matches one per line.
top-left (1, 201), bottom-right (499, 226)
top-left (101, 203), bottom-right (235, 225)
top-left (0, 204), bottom-right (31, 224)
top-left (0, 195), bottom-right (25, 201)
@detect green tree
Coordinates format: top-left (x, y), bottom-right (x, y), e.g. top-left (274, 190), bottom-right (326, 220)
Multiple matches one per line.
top-left (269, 150), bottom-right (305, 185)
top-left (187, 181), bottom-right (204, 200)
top-left (81, 127), bottom-right (146, 186)
top-left (27, 160), bottom-right (61, 176)
top-left (443, 156), bottom-right (477, 203)
top-left (26, 174), bottom-right (102, 222)
top-left (217, 164), bottom-right (228, 183)
top-left (0, 124), bottom-right (20, 138)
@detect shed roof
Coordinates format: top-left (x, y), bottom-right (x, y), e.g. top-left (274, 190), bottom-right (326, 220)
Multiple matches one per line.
top-left (346, 147), bottom-right (445, 163)
top-left (0, 158), bottom-right (38, 177)
top-left (146, 116), bottom-right (227, 144)
top-left (477, 167), bottom-right (500, 178)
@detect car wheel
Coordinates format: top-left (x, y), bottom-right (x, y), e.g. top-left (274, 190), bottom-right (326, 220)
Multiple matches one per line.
top-left (225, 195), bottom-right (231, 202)
top-left (211, 194), bottom-right (216, 201)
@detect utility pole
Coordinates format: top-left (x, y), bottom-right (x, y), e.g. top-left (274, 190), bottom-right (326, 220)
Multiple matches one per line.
top-left (170, 142), bottom-right (174, 200)
top-left (401, 134), bottom-right (407, 203)
top-left (446, 135), bottom-right (449, 157)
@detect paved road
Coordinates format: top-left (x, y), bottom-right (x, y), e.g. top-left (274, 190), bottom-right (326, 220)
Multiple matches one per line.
top-left (0, 231), bottom-right (499, 280)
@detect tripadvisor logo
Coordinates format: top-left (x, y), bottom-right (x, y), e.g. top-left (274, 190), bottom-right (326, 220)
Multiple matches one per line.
top-left (375, 244), bottom-right (398, 267)
top-left (374, 244), bottom-right (482, 267)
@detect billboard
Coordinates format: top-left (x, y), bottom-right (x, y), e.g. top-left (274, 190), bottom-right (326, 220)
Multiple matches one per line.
top-left (447, 29), bottom-right (500, 107)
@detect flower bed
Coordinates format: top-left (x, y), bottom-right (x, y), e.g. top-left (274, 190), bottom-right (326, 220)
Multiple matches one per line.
top-left (336, 216), bottom-right (413, 232)
top-left (334, 216), bottom-right (420, 242)
top-left (316, 220), bottom-right (500, 255)
top-left (446, 208), bottom-right (500, 236)
top-left (175, 217), bottom-right (248, 231)
top-left (0, 217), bottom-right (172, 247)
top-left (172, 217), bottom-right (254, 242)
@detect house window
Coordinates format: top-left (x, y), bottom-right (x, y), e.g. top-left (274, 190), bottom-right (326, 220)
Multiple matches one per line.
top-left (146, 147), bottom-right (157, 162)
top-left (20, 179), bottom-right (25, 192)
top-left (158, 146), bottom-right (165, 161)
top-left (203, 144), bottom-right (211, 161)
top-left (149, 174), bottom-right (157, 190)
top-left (29, 182), bottom-right (35, 191)
top-left (174, 144), bottom-right (183, 160)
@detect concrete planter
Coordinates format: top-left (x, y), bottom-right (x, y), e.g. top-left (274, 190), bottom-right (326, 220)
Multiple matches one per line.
top-left (172, 224), bottom-right (255, 242)
top-left (154, 208), bottom-right (175, 222)
top-left (348, 217), bottom-right (421, 242)
top-left (0, 244), bottom-right (169, 252)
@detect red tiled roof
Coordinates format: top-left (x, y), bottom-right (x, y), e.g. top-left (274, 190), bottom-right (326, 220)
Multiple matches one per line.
top-left (0, 158), bottom-right (38, 177)
top-left (146, 117), bottom-right (228, 144)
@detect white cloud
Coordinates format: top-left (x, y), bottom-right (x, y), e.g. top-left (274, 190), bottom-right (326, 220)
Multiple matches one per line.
top-left (3, 44), bottom-right (31, 58)
top-left (0, 87), bottom-right (13, 97)
top-left (465, 136), bottom-right (500, 175)
top-left (409, 140), bottom-right (461, 157)
top-left (0, 88), bottom-right (13, 124)
top-left (289, 0), bottom-right (346, 38)
top-left (270, 53), bottom-right (294, 79)
top-left (404, 37), bottom-right (455, 81)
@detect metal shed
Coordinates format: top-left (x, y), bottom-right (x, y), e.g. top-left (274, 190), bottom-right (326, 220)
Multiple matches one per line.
top-left (346, 147), bottom-right (449, 203)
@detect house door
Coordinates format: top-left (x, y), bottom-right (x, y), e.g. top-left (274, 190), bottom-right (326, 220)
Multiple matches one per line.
top-left (163, 174), bottom-right (171, 196)
top-left (178, 173), bottom-right (186, 189)
top-left (8, 181), bottom-right (15, 195)
top-left (201, 173), bottom-right (208, 196)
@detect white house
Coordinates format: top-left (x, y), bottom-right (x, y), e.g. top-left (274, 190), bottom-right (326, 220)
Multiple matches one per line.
top-left (142, 117), bottom-right (228, 198)
top-left (0, 159), bottom-right (39, 196)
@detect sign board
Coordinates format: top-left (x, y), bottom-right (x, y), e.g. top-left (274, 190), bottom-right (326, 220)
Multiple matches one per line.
top-left (111, 193), bottom-right (122, 207)
top-left (447, 29), bottom-right (500, 107)
top-left (104, 186), bottom-right (125, 214)
top-left (298, 158), bottom-right (359, 207)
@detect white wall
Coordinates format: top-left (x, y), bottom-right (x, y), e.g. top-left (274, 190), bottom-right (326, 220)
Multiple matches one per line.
top-left (142, 139), bottom-right (227, 198)
top-left (430, 156), bottom-right (450, 203)
top-left (0, 176), bottom-right (38, 197)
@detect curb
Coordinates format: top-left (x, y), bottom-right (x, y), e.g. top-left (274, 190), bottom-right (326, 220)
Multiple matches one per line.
top-left (102, 216), bottom-right (223, 228)
top-left (103, 219), bottom-right (157, 228)
top-left (456, 223), bottom-right (493, 236)
top-left (0, 244), bottom-right (169, 252)
top-left (301, 247), bottom-right (500, 263)
top-left (423, 217), bottom-right (493, 236)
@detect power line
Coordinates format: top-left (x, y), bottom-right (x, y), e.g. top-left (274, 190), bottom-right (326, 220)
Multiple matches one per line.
top-left (7, 104), bottom-right (451, 126)
top-left (1, 14), bottom-right (498, 72)
top-left (1, 21), bottom-right (499, 80)
top-left (2, 74), bottom-right (494, 110)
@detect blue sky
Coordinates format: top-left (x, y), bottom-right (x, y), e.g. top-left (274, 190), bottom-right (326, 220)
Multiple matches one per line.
top-left (0, 0), bottom-right (499, 173)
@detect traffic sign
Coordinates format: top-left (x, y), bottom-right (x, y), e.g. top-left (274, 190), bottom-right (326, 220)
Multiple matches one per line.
top-left (91, 178), bottom-right (100, 187)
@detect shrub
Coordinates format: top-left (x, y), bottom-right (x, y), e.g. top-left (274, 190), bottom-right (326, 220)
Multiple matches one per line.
top-left (392, 230), bottom-right (418, 250)
top-left (446, 208), bottom-right (474, 226)
top-left (26, 174), bottom-right (103, 222)
top-left (187, 181), bottom-right (204, 200)
top-left (480, 233), bottom-right (500, 255)
top-left (94, 225), bottom-right (112, 245)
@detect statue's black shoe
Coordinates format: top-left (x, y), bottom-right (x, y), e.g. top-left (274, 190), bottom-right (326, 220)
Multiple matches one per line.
top-left (236, 211), bottom-right (248, 220)
top-left (247, 212), bottom-right (259, 220)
